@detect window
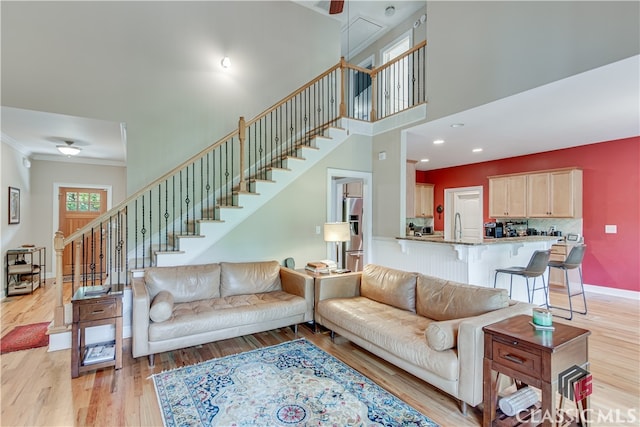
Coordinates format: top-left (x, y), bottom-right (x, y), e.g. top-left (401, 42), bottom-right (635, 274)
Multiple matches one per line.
top-left (380, 32), bottom-right (412, 117)
top-left (66, 192), bottom-right (102, 212)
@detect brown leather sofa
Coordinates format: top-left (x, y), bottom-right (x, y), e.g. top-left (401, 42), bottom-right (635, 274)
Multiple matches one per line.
top-left (314, 264), bottom-right (535, 413)
top-left (131, 261), bottom-right (313, 366)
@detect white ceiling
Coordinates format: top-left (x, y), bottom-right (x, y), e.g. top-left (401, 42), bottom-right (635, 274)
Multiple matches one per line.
top-left (1, 108), bottom-right (126, 166)
top-left (294, 0), bottom-right (426, 59)
top-left (407, 55), bottom-right (640, 171)
top-left (1, 2), bottom-right (638, 171)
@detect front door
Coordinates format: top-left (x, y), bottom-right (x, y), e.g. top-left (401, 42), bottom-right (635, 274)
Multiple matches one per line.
top-left (59, 187), bottom-right (108, 276)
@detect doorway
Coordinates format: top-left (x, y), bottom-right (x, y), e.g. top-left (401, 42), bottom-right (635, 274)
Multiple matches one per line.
top-left (56, 186), bottom-right (110, 276)
top-left (327, 169), bottom-right (372, 272)
top-left (444, 186), bottom-right (483, 241)
top-left (380, 30), bottom-right (412, 117)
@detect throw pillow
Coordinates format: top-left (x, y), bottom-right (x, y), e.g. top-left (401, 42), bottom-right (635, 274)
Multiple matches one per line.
top-left (150, 290), bottom-right (174, 323)
top-left (425, 318), bottom-right (463, 351)
top-left (360, 264), bottom-right (418, 312)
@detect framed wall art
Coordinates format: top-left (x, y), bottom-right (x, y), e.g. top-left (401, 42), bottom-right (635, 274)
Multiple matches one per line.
top-left (8, 187), bottom-right (20, 224)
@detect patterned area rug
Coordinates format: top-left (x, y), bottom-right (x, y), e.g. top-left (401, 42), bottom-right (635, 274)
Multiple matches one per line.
top-left (152, 338), bottom-right (439, 427)
top-left (0, 322), bottom-right (50, 354)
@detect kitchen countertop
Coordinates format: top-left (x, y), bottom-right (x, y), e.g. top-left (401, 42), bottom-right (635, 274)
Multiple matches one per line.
top-left (397, 235), bottom-right (562, 246)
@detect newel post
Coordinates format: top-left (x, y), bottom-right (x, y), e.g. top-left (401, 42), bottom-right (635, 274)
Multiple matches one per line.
top-left (50, 231), bottom-right (67, 331)
top-left (238, 116), bottom-right (247, 193)
top-left (339, 57), bottom-right (347, 117)
top-left (370, 71), bottom-right (378, 121)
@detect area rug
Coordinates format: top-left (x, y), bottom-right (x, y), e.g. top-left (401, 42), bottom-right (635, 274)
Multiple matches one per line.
top-left (0, 321), bottom-right (50, 354)
top-left (151, 338), bottom-right (439, 427)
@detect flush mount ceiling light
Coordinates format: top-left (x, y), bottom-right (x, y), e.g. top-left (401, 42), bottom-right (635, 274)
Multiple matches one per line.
top-left (433, 139), bottom-right (445, 145)
top-left (385, 6), bottom-right (396, 17)
top-left (220, 56), bottom-right (231, 69)
top-left (472, 148), bottom-right (483, 153)
top-left (450, 123), bottom-right (464, 128)
top-left (420, 158), bottom-right (429, 162)
top-left (57, 140), bottom-right (81, 156)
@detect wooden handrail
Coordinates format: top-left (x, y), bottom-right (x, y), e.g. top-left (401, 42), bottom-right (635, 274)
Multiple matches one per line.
top-left (244, 62), bottom-right (342, 128)
top-left (62, 42), bottom-right (427, 246)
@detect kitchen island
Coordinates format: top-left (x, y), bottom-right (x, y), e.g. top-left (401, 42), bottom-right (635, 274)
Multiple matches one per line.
top-left (371, 235), bottom-right (561, 305)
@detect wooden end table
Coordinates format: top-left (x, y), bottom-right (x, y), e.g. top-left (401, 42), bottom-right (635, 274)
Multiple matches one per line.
top-left (71, 289), bottom-right (123, 378)
top-left (483, 314), bottom-right (590, 427)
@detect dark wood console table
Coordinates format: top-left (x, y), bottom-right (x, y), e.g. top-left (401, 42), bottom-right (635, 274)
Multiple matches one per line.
top-left (483, 314), bottom-right (590, 427)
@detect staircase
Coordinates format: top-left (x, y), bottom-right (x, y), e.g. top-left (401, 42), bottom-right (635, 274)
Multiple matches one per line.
top-left (155, 125), bottom-right (349, 266)
top-left (50, 42), bottom-right (427, 333)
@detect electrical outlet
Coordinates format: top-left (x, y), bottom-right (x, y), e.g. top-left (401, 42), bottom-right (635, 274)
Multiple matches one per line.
top-left (605, 224), bottom-right (617, 234)
top-left (315, 225), bottom-right (321, 235)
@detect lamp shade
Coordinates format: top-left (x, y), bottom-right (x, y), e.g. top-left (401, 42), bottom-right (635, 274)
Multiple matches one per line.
top-left (324, 222), bottom-right (350, 242)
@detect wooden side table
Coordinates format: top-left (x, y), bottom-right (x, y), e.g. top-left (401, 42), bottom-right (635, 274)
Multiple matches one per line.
top-left (483, 315), bottom-right (590, 427)
top-left (71, 290), bottom-right (123, 378)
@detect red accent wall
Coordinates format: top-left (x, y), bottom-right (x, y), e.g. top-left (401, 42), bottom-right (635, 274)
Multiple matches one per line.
top-left (417, 137), bottom-right (639, 292)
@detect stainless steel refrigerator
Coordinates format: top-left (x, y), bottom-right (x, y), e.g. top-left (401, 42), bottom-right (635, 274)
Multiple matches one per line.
top-left (342, 197), bottom-right (364, 272)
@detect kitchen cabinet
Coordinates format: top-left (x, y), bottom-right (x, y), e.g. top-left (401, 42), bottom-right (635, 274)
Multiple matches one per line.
top-left (414, 183), bottom-right (434, 218)
top-left (344, 181), bottom-right (363, 198)
top-left (488, 175), bottom-right (527, 218)
top-left (527, 169), bottom-right (582, 218)
top-left (406, 161), bottom-right (416, 217)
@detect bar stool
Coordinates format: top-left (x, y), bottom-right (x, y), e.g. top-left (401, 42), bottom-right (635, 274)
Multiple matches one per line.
top-left (547, 244), bottom-right (587, 320)
top-left (493, 250), bottom-right (551, 304)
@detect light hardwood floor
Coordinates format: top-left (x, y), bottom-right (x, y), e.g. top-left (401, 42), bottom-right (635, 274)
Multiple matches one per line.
top-left (1, 279), bottom-right (638, 426)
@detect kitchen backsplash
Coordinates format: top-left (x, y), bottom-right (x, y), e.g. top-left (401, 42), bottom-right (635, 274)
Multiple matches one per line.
top-left (526, 218), bottom-right (583, 236)
top-left (406, 217), bottom-right (434, 228)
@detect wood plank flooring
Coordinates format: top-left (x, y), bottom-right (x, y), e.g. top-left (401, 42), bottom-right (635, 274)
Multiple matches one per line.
top-left (1, 279), bottom-right (638, 426)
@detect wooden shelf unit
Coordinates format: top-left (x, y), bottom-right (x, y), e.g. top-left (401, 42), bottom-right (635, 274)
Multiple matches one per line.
top-left (5, 247), bottom-right (46, 296)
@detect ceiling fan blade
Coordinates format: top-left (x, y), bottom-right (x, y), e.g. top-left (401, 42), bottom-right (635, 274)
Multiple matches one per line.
top-left (329, 0), bottom-right (344, 15)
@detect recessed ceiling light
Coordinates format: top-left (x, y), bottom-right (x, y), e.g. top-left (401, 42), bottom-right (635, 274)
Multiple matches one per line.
top-left (472, 148), bottom-right (483, 153)
top-left (433, 139), bottom-right (444, 145)
top-left (420, 158), bottom-right (429, 162)
top-left (450, 123), bottom-right (464, 128)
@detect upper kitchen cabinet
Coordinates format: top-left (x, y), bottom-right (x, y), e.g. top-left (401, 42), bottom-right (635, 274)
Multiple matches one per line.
top-left (406, 161), bottom-right (417, 217)
top-left (415, 183), bottom-right (435, 218)
top-left (488, 175), bottom-right (527, 218)
top-left (344, 181), bottom-right (363, 198)
top-left (527, 168), bottom-right (582, 218)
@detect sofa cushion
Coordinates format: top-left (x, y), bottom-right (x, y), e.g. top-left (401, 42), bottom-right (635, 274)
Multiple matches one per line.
top-left (360, 264), bottom-right (418, 312)
top-left (416, 274), bottom-right (509, 321)
top-left (425, 318), bottom-right (463, 351)
top-left (149, 290), bottom-right (174, 323)
top-left (316, 297), bottom-right (459, 381)
top-left (220, 261), bottom-right (282, 297)
top-left (145, 264), bottom-right (221, 303)
top-left (148, 291), bottom-right (305, 341)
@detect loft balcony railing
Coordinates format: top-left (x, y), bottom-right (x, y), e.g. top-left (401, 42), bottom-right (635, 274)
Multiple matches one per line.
top-left (51, 41), bottom-right (426, 331)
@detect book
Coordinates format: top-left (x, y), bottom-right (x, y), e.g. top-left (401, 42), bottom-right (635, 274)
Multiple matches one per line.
top-left (84, 343), bottom-right (115, 365)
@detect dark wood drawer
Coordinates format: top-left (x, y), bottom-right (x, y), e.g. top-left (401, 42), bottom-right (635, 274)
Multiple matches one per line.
top-left (78, 299), bottom-right (117, 321)
top-left (493, 341), bottom-right (541, 376)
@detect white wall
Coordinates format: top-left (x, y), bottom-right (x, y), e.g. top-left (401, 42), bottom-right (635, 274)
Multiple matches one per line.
top-left (191, 134), bottom-right (373, 267)
top-left (0, 143), bottom-right (127, 294)
top-left (1, 1), bottom-right (341, 193)
top-left (425, 1), bottom-right (640, 121)
top-left (1, 143), bottom-right (33, 295)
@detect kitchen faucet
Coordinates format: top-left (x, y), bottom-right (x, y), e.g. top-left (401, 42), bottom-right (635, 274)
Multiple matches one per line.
top-left (454, 212), bottom-right (462, 240)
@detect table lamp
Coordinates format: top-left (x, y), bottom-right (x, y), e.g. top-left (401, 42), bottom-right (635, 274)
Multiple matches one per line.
top-left (324, 222), bottom-right (351, 272)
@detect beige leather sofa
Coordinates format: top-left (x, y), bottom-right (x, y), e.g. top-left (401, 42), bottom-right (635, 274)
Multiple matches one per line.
top-left (314, 264), bottom-right (535, 413)
top-left (132, 261), bottom-right (313, 366)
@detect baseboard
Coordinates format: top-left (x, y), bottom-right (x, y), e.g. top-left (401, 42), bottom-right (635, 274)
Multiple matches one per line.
top-left (584, 283), bottom-right (639, 300)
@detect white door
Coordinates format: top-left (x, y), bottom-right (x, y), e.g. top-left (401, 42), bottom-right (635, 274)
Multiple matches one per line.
top-left (454, 192), bottom-right (482, 241)
top-left (381, 32), bottom-right (411, 117)
top-left (444, 186), bottom-right (483, 241)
